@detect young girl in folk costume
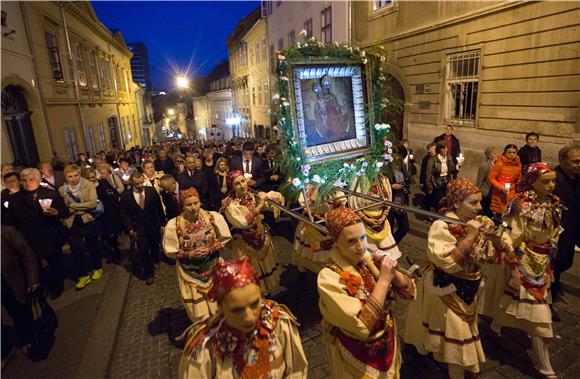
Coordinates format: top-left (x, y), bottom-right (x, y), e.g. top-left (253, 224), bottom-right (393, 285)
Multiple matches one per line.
top-left (293, 184), bottom-right (346, 273)
top-left (481, 162), bottom-right (562, 378)
top-left (162, 187), bottom-right (232, 323)
top-left (179, 257), bottom-right (308, 379)
top-left (221, 170), bottom-right (284, 296)
top-left (317, 207), bottom-right (416, 379)
top-left (348, 174), bottom-right (402, 260)
top-left (404, 178), bottom-right (510, 379)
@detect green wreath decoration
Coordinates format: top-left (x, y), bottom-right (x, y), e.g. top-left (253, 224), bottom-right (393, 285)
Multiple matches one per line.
top-left (272, 33), bottom-right (402, 203)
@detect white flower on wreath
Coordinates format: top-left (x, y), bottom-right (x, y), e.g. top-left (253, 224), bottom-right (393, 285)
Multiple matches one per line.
top-left (334, 41), bottom-right (339, 47)
top-left (360, 50), bottom-right (366, 57)
top-left (334, 179), bottom-right (347, 187)
top-left (301, 164), bottom-right (311, 176)
top-left (298, 29), bottom-right (308, 37)
top-left (304, 43), bottom-right (309, 47)
top-left (312, 175), bottom-right (323, 184)
top-left (292, 178), bottom-right (302, 188)
top-left (376, 161), bottom-right (384, 168)
top-left (277, 54), bottom-right (286, 61)
top-left (280, 76), bottom-right (289, 81)
top-left (362, 161), bottom-right (368, 168)
top-left (296, 42), bottom-right (301, 48)
top-left (282, 101), bottom-right (290, 107)
top-left (384, 140), bottom-right (393, 148)
top-left (309, 36), bottom-right (316, 42)
top-left (380, 55), bottom-right (386, 62)
top-left (318, 41), bottom-right (324, 47)
top-left (362, 58), bottom-right (368, 64)
top-left (354, 47), bottom-right (360, 52)
top-left (272, 94), bottom-right (280, 101)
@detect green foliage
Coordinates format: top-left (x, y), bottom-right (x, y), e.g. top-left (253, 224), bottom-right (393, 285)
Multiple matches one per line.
top-left (271, 37), bottom-right (401, 204)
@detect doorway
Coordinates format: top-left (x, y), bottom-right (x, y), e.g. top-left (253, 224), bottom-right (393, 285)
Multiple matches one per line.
top-left (386, 77), bottom-right (405, 141)
top-left (1, 85), bottom-right (40, 166)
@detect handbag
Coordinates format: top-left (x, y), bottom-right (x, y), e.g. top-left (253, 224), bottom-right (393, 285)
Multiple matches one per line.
top-left (28, 291), bottom-right (58, 361)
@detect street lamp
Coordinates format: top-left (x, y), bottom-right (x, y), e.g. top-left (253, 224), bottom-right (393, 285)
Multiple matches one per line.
top-left (176, 76), bottom-right (189, 89)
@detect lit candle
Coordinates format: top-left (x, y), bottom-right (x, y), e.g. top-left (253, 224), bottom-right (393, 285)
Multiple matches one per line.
top-left (122, 174), bottom-right (130, 181)
top-left (88, 158), bottom-right (94, 163)
top-left (505, 183), bottom-right (511, 191)
top-left (409, 154), bottom-right (414, 160)
top-left (40, 182), bottom-right (49, 188)
top-left (244, 173), bottom-right (253, 180)
top-left (113, 168), bottom-right (120, 172)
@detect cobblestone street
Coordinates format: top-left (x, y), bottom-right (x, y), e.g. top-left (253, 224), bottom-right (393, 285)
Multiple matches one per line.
top-left (108, 233), bottom-right (580, 379)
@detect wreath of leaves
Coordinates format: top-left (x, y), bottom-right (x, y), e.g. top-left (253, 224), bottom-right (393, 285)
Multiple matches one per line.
top-left (272, 35), bottom-right (402, 203)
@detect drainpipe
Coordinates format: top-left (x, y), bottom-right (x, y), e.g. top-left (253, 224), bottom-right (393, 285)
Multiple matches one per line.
top-left (20, 2), bottom-right (56, 155)
top-left (61, 3), bottom-right (88, 155)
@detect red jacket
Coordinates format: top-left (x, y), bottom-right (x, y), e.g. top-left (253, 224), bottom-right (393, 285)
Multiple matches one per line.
top-left (488, 155), bottom-right (522, 213)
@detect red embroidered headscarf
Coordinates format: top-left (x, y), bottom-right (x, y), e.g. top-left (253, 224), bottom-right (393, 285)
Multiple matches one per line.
top-left (208, 257), bottom-right (260, 302)
top-left (179, 187), bottom-right (199, 203)
top-left (522, 162), bottom-right (552, 191)
top-left (440, 178), bottom-right (480, 212)
top-left (227, 170), bottom-right (244, 188)
top-left (325, 206), bottom-right (362, 241)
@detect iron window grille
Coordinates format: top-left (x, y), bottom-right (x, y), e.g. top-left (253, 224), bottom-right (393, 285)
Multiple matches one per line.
top-left (44, 32), bottom-right (64, 81)
top-left (304, 18), bottom-right (313, 39)
top-left (445, 50), bottom-right (480, 126)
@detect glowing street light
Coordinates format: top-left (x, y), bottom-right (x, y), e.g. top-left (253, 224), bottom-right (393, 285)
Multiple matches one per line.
top-left (176, 76), bottom-right (189, 89)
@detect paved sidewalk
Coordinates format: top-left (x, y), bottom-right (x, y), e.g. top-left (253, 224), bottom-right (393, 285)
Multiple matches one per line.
top-left (107, 234), bottom-right (580, 378)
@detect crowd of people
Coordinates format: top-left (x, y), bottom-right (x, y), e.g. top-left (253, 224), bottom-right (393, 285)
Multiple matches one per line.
top-left (1, 131), bottom-right (578, 378)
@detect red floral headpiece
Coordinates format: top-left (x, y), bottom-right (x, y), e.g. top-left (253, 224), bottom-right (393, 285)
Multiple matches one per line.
top-left (179, 187), bottom-right (199, 203)
top-left (522, 162), bottom-right (552, 191)
top-left (208, 257), bottom-right (260, 302)
top-left (324, 206), bottom-right (362, 241)
top-left (227, 170), bottom-right (244, 187)
top-left (440, 178), bottom-right (480, 212)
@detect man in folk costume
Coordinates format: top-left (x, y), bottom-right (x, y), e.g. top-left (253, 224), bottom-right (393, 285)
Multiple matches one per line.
top-left (179, 257), bottom-right (308, 379)
top-left (404, 178), bottom-right (510, 379)
top-left (348, 174), bottom-right (402, 259)
top-left (317, 207), bottom-right (416, 379)
top-left (481, 163), bottom-right (562, 378)
top-left (162, 187), bottom-right (232, 323)
top-left (221, 170), bottom-right (284, 296)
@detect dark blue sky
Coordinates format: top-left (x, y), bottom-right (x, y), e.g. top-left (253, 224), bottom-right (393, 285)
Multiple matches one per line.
top-left (92, 1), bottom-right (259, 90)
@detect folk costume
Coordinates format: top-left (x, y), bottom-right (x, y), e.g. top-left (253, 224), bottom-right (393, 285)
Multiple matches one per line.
top-left (221, 170), bottom-right (284, 296)
top-left (482, 163), bottom-right (562, 378)
top-left (179, 257), bottom-right (308, 379)
top-left (317, 207), bottom-right (416, 379)
top-left (293, 185), bottom-right (345, 273)
top-left (348, 174), bottom-right (401, 259)
top-left (404, 178), bottom-right (508, 378)
top-left (163, 188), bottom-right (232, 322)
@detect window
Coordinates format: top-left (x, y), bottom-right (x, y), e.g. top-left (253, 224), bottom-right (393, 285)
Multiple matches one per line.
top-left (276, 1), bottom-right (282, 7)
top-left (374, 0), bottom-right (393, 10)
top-left (125, 116), bottom-right (132, 141)
top-left (100, 58), bottom-right (111, 89)
top-left (288, 30), bottom-right (295, 45)
top-left (88, 52), bottom-right (98, 88)
top-left (74, 45), bottom-right (87, 86)
top-left (252, 87), bottom-right (256, 106)
top-left (96, 122), bottom-right (107, 151)
top-left (277, 38), bottom-right (283, 51)
top-left (261, 38), bottom-right (267, 61)
top-left (123, 68), bottom-right (130, 92)
top-left (132, 115), bottom-right (138, 142)
top-left (264, 81), bottom-right (269, 106)
top-left (304, 18), bottom-right (313, 38)
top-left (83, 124), bottom-right (96, 156)
top-left (321, 7), bottom-right (332, 43)
top-left (258, 85), bottom-right (262, 105)
top-left (45, 31), bottom-right (64, 81)
top-left (445, 50), bottom-right (480, 125)
top-left (255, 41), bottom-right (260, 63)
top-left (63, 128), bottom-right (78, 160)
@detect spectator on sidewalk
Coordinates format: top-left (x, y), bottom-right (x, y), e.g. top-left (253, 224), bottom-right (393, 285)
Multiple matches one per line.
top-left (488, 144), bottom-right (522, 216)
top-left (60, 165), bottom-right (104, 290)
top-left (476, 146), bottom-right (498, 218)
top-left (120, 172), bottom-right (166, 285)
top-left (517, 132), bottom-right (542, 171)
top-left (7, 168), bottom-right (68, 299)
top-left (425, 141), bottom-right (457, 211)
top-left (38, 162), bottom-right (65, 191)
top-left (433, 125), bottom-right (461, 165)
top-left (552, 143), bottom-right (580, 300)
top-left (419, 142), bottom-right (436, 208)
top-left (383, 145), bottom-right (411, 243)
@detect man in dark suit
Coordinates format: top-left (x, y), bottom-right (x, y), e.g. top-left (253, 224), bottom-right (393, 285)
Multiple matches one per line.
top-left (120, 172), bottom-right (166, 285)
top-left (176, 155), bottom-right (208, 207)
top-left (230, 141), bottom-right (267, 190)
top-left (38, 161), bottom-right (65, 191)
top-left (433, 125), bottom-right (461, 165)
top-left (551, 144), bottom-right (580, 303)
top-left (153, 148), bottom-right (175, 174)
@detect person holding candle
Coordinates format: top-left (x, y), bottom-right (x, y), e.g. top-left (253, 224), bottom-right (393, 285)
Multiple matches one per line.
top-left (434, 124), bottom-right (461, 166)
top-left (425, 141), bottom-right (458, 211)
top-left (317, 206), bottom-right (416, 379)
top-left (114, 158), bottom-right (136, 188)
top-left (488, 144), bottom-right (522, 216)
top-left (221, 170), bottom-right (284, 296)
top-left (162, 187), bottom-right (232, 322)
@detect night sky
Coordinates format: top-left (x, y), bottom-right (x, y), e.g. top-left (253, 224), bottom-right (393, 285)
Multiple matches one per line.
top-left (91, 1), bottom-right (260, 90)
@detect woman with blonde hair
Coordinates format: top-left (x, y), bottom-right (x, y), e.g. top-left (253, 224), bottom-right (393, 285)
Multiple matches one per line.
top-left (206, 157), bottom-right (230, 211)
top-left (59, 165), bottom-right (103, 289)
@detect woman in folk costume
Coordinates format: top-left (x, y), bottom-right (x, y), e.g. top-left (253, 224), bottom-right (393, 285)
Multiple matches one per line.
top-left (348, 173), bottom-right (402, 259)
top-left (293, 184), bottom-right (346, 273)
top-left (179, 257), bottom-right (308, 379)
top-left (481, 162), bottom-right (562, 378)
top-left (404, 178), bottom-right (510, 379)
top-left (221, 170), bottom-right (284, 296)
top-left (162, 187), bottom-right (232, 323)
top-left (317, 207), bottom-right (416, 379)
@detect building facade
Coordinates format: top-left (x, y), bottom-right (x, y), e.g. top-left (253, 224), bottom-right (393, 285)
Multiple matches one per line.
top-left (352, 0), bottom-right (579, 180)
top-left (207, 75), bottom-right (235, 141)
top-left (128, 42), bottom-right (152, 91)
top-left (134, 84), bottom-right (154, 145)
top-left (1, 1), bottom-right (141, 166)
top-left (192, 95), bottom-right (210, 139)
top-left (227, 8), bottom-right (260, 138)
top-left (241, 18), bottom-right (271, 139)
